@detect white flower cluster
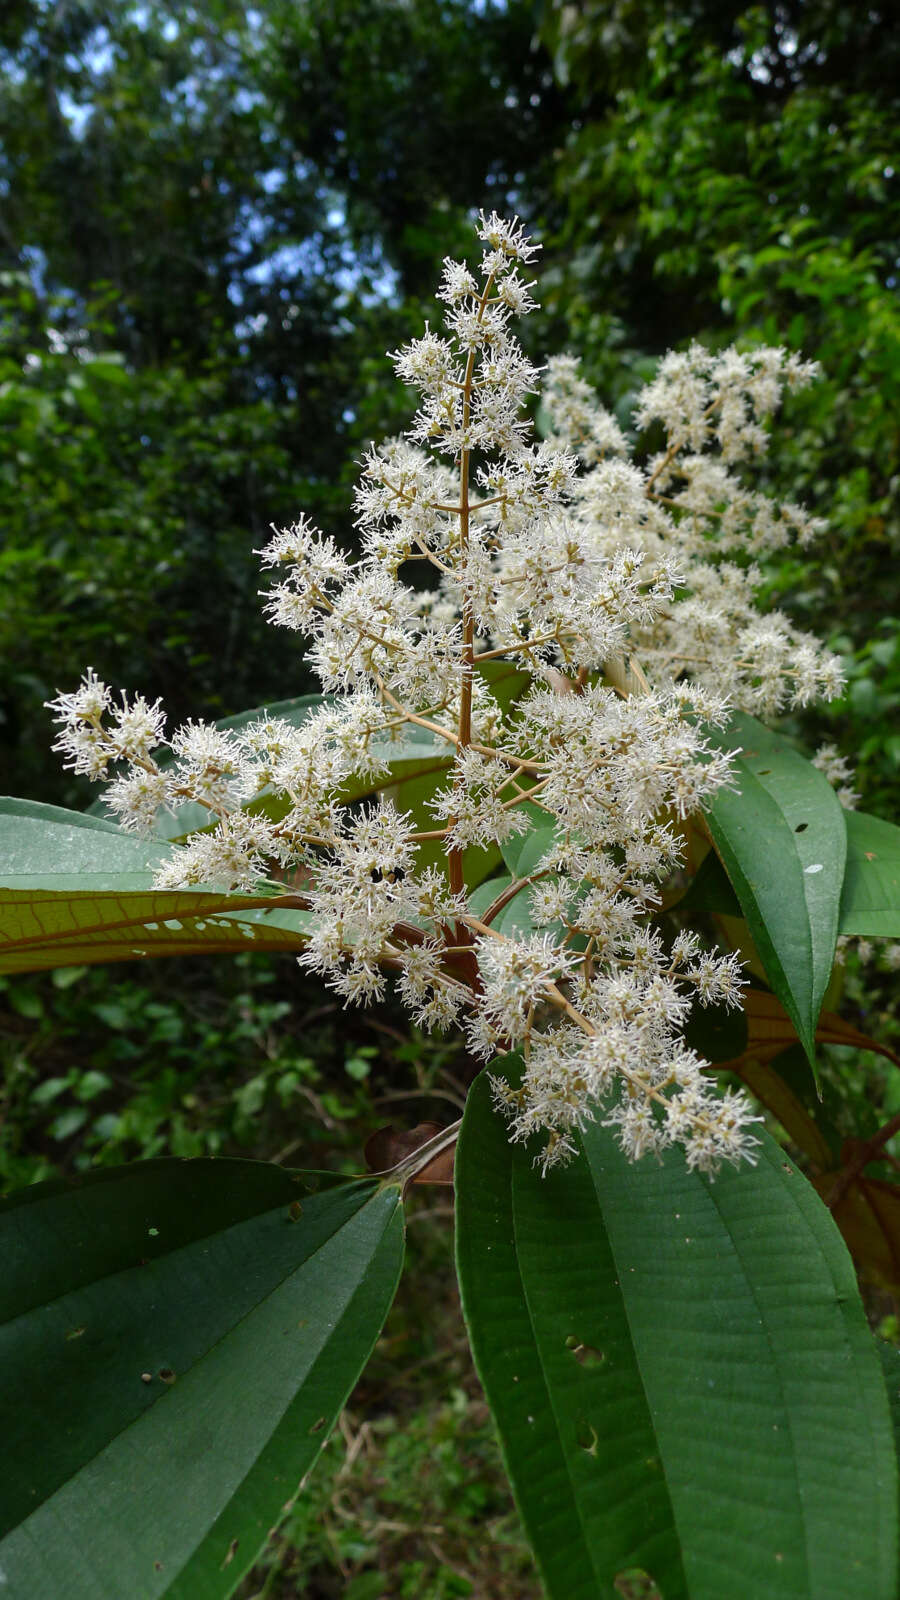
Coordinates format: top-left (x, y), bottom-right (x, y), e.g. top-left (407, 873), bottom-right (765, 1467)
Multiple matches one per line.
top-left (812, 742), bottom-right (860, 811)
top-left (835, 933), bottom-right (900, 971)
top-left (50, 209), bottom-right (848, 1176)
top-left (544, 346), bottom-right (844, 718)
top-left (48, 669), bottom-right (166, 783)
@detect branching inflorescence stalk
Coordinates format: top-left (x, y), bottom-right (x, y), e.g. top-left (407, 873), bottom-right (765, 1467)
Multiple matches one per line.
top-left (49, 212), bottom-right (844, 1175)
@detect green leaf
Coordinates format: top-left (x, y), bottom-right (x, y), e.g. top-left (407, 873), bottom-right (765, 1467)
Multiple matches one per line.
top-left (876, 1341), bottom-right (900, 1461)
top-left (0, 797), bottom-right (171, 888)
top-left (703, 712), bottom-right (846, 1068)
top-left (840, 809), bottom-right (900, 937)
top-left (475, 658), bottom-right (533, 718)
top-left (466, 873), bottom-right (535, 936)
top-left (0, 1158), bottom-right (404, 1598)
top-left (456, 1068), bottom-right (898, 1600)
top-left (0, 799), bottom-right (312, 974)
top-left (466, 874), bottom-right (512, 918)
top-left (0, 889), bottom-right (313, 974)
top-left (500, 818), bottom-right (557, 878)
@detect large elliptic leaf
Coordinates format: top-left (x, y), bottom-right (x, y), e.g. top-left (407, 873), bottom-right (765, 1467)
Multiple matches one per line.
top-left (704, 711), bottom-right (846, 1068)
top-left (456, 1068), bottom-right (898, 1600)
top-left (0, 890), bottom-right (313, 974)
top-left (840, 809), bottom-right (900, 937)
top-left (217, 696), bottom-right (326, 733)
top-left (476, 658), bottom-right (534, 717)
top-left (0, 799), bottom-right (311, 973)
top-left (0, 1159), bottom-right (404, 1599)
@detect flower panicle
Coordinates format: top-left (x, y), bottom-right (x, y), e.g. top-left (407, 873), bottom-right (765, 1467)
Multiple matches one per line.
top-left (48, 211), bottom-right (840, 1176)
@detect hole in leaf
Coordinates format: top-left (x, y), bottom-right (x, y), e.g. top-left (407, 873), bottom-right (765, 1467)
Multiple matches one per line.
top-left (795, 822), bottom-right (809, 832)
top-left (575, 1417), bottom-right (599, 1456)
top-left (614, 1571), bottom-right (663, 1600)
top-left (158, 1366), bottom-right (176, 1384)
top-left (220, 1538), bottom-right (239, 1570)
top-left (565, 1335), bottom-right (606, 1368)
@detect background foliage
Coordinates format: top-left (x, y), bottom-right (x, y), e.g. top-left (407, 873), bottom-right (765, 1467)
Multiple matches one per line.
top-left (1, 1), bottom-right (897, 1593)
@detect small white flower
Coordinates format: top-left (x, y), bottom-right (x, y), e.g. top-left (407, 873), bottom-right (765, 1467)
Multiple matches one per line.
top-left (104, 769), bottom-right (168, 834)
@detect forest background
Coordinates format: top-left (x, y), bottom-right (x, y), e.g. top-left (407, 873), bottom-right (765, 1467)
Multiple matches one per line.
top-left (1, 2), bottom-right (898, 1594)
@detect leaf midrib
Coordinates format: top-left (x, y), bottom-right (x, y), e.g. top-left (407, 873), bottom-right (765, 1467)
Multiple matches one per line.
top-left (511, 1159), bottom-right (686, 1599)
top-left (2, 1186), bottom-right (394, 1542)
top-left (0, 1178), bottom-right (372, 1329)
top-left (508, 1161), bottom-right (606, 1597)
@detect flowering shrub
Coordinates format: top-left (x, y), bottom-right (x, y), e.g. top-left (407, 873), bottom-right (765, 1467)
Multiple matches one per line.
top-left (47, 214), bottom-right (842, 1175)
top-left (3, 215), bottom-right (900, 1600)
